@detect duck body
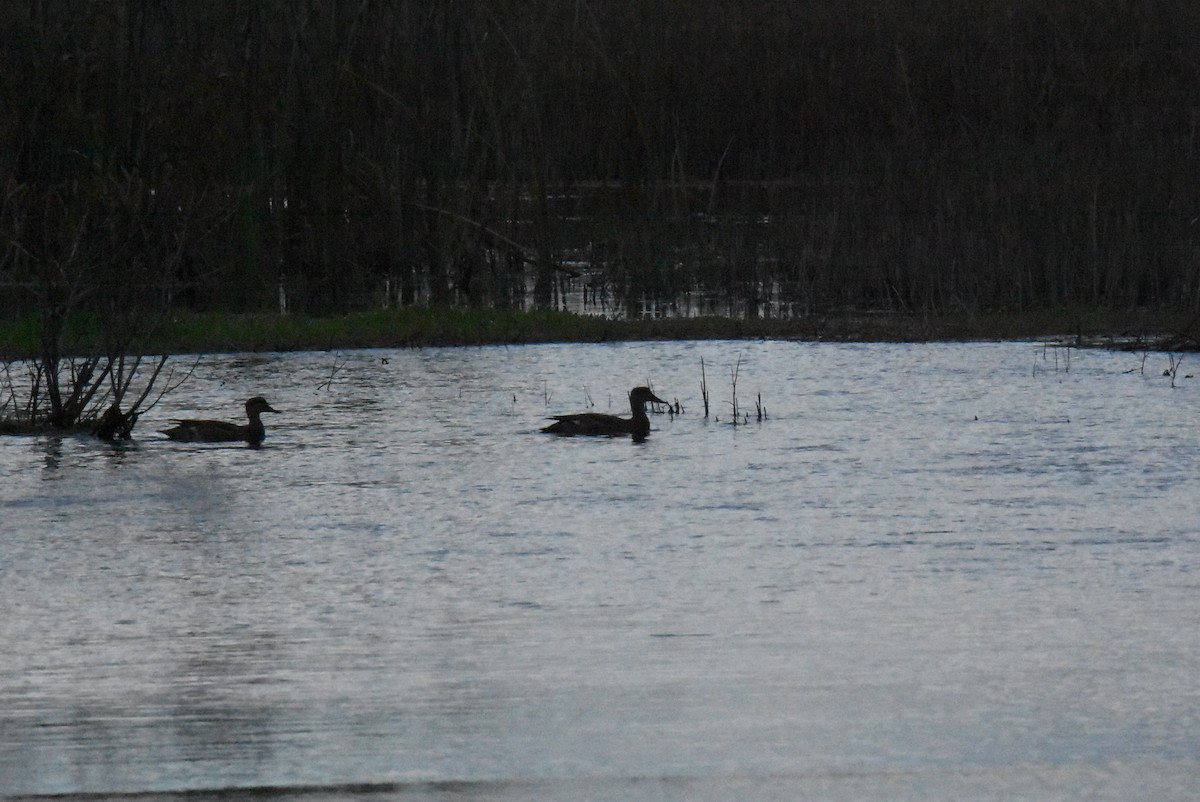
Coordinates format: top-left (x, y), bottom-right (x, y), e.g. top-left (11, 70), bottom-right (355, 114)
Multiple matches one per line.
top-left (543, 386), bottom-right (667, 441)
top-left (161, 396), bottom-right (280, 446)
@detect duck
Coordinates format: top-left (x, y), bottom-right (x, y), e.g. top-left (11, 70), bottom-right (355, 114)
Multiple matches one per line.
top-left (160, 396), bottom-right (280, 446)
top-left (542, 386), bottom-right (667, 441)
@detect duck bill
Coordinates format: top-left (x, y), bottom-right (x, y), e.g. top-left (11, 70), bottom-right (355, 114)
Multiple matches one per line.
top-left (648, 392), bottom-right (667, 406)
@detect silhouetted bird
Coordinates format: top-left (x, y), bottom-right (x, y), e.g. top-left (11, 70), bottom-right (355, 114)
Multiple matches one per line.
top-left (542, 386), bottom-right (667, 441)
top-left (161, 396), bottom-right (280, 446)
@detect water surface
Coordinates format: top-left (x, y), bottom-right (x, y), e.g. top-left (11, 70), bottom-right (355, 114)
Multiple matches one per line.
top-left (2, 341), bottom-right (1198, 800)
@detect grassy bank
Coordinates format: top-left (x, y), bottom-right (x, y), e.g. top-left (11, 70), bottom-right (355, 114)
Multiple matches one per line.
top-left (2, 307), bottom-right (1193, 360)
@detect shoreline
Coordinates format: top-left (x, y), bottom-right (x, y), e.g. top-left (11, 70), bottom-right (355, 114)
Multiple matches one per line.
top-left (1, 307), bottom-right (1195, 361)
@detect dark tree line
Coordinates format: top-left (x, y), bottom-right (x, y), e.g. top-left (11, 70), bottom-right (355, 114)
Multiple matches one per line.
top-left (3, 0), bottom-right (1200, 325)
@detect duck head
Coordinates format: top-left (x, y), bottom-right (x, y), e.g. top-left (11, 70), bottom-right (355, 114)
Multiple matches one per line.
top-left (629, 387), bottom-right (667, 408)
top-left (246, 396), bottom-right (280, 416)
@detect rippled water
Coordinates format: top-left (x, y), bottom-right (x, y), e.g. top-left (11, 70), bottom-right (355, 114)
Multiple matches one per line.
top-left (2, 340), bottom-right (1198, 801)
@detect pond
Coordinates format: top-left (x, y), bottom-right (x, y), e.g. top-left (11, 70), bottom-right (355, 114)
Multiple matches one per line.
top-left (2, 340), bottom-right (1198, 801)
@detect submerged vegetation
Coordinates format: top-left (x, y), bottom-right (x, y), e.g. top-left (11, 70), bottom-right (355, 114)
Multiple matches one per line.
top-left (2, 2), bottom-right (1199, 432)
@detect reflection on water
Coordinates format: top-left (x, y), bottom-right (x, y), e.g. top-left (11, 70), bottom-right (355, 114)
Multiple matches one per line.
top-left (2, 341), bottom-right (1199, 801)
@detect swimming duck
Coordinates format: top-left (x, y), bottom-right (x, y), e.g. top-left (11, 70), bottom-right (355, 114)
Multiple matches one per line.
top-left (542, 386), bottom-right (667, 441)
top-left (160, 396), bottom-right (280, 446)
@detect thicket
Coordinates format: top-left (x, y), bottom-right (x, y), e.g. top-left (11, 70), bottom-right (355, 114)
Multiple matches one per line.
top-left (2, 0), bottom-right (1199, 326)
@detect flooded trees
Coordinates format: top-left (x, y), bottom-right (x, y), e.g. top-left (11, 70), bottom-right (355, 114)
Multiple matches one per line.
top-left (0, 167), bottom-right (206, 438)
top-left (0, 4), bottom-right (218, 437)
top-left (2, 0), bottom-right (1199, 356)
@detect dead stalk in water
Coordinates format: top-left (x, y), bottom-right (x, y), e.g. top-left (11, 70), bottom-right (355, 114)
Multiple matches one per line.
top-left (1167, 353), bottom-right (1184, 388)
top-left (729, 353), bottom-right (742, 426)
top-left (316, 352), bottom-right (347, 391)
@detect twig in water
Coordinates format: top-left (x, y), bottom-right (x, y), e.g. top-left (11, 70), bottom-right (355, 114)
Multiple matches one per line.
top-left (1166, 353), bottom-right (1185, 388)
top-left (700, 357), bottom-right (710, 418)
top-left (316, 352), bottom-right (347, 392)
top-left (729, 353), bottom-right (742, 426)
top-left (756, 392), bottom-right (765, 422)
